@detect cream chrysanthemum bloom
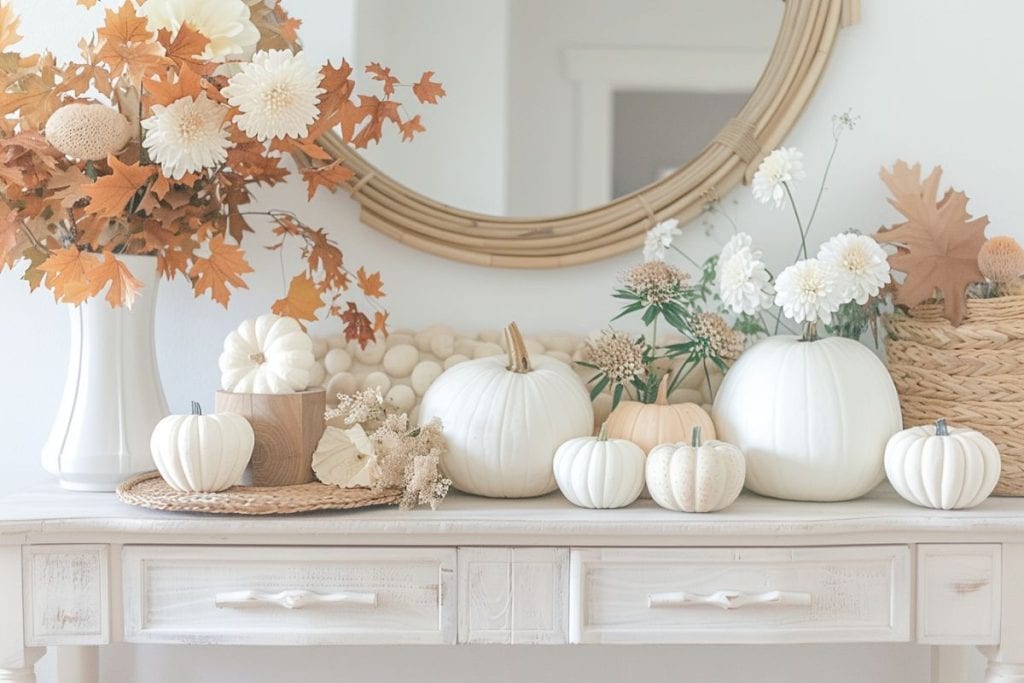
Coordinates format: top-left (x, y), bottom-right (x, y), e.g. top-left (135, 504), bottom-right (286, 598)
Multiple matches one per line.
top-left (139, 0), bottom-right (260, 62)
top-left (817, 233), bottom-right (891, 304)
top-left (716, 233), bottom-right (774, 315)
top-left (223, 50), bottom-right (325, 141)
top-left (643, 218), bottom-right (681, 262)
top-left (141, 94), bottom-right (231, 179)
top-left (774, 258), bottom-right (844, 324)
top-left (752, 147), bottom-right (805, 208)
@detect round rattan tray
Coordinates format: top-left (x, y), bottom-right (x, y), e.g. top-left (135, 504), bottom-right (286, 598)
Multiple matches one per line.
top-left (116, 471), bottom-right (401, 515)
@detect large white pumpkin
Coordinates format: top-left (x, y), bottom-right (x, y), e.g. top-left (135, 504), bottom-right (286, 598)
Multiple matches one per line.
top-left (712, 335), bottom-right (902, 502)
top-left (219, 314), bottom-right (314, 394)
top-left (150, 402), bottom-right (255, 492)
top-left (419, 322), bottom-right (593, 498)
top-left (884, 418), bottom-right (1000, 510)
top-left (553, 425), bottom-right (645, 509)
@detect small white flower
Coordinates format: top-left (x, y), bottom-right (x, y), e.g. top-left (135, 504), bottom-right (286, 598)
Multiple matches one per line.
top-left (139, 0), bottom-right (260, 62)
top-left (223, 49), bottom-right (325, 141)
top-left (774, 258), bottom-right (845, 324)
top-left (817, 233), bottom-right (891, 304)
top-left (752, 147), bottom-right (806, 208)
top-left (716, 233), bottom-right (774, 315)
top-left (141, 93), bottom-right (231, 179)
top-left (642, 218), bottom-right (681, 262)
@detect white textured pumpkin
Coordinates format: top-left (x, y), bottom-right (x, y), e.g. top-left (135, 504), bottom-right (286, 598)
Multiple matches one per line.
top-left (553, 425), bottom-right (645, 509)
top-left (219, 314), bottom-right (314, 394)
top-left (419, 322), bottom-right (593, 498)
top-left (646, 426), bottom-right (745, 512)
top-left (884, 418), bottom-right (1000, 510)
top-left (150, 402), bottom-right (254, 492)
top-left (713, 335), bottom-right (902, 502)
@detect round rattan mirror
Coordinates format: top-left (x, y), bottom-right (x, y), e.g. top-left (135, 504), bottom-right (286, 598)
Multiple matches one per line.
top-left (308, 0), bottom-right (860, 268)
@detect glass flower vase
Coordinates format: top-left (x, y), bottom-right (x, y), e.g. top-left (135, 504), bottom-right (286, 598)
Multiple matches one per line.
top-left (42, 254), bottom-right (169, 491)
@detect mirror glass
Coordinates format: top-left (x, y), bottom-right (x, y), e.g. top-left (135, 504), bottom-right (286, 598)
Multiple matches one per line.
top-left (290, 0), bottom-right (783, 218)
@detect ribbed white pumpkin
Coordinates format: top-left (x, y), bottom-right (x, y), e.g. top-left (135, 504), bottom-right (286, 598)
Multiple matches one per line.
top-left (150, 402), bottom-right (254, 492)
top-left (884, 418), bottom-right (1000, 510)
top-left (553, 425), bottom-right (645, 509)
top-left (646, 426), bottom-right (746, 512)
top-left (712, 335), bottom-right (903, 502)
top-left (219, 314), bottom-right (314, 393)
top-left (419, 323), bottom-right (593, 498)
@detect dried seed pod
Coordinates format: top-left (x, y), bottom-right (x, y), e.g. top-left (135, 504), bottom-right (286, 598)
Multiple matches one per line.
top-left (978, 236), bottom-right (1024, 284)
top-left (44, 103), bottom-right (132, 161)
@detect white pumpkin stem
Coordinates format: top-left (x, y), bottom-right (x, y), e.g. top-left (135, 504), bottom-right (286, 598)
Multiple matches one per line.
top-left (691, 425), bottom-right (702, 447)
top-left (935, 418), bottom-right (949, 436)
top-left (654, 375), bottom-right (670, 405)
top-left (504, 322), bottom-right (531, 373)
top-left (191, 401), bottom-right (202, 416)
top-left (597, 422), bottom-right (609, 441)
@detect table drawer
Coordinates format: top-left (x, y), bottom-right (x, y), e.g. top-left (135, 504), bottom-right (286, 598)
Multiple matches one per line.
top-left (123, 546), bottom-right (456, 645)
top-left (569, 546), bottom-right (910, 644)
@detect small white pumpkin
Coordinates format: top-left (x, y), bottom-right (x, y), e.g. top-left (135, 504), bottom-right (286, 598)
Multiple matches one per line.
top-left (884, 418), bottom-right (1001, 510)
top-left (150, 402), bottom-right (254, 492)
top-left (219, 314), bottom-right (314, 394)
top-left (646, 426), bottom-right (746, 513)
top-left (419, 322), bottom-right (593, 498)
top-left (553, 424), bottom-right (645, 509)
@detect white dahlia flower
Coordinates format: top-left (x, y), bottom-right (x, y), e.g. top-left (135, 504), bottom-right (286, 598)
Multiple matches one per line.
top-left (752, 147), bottom-right (806, 208)
top-left (774, 258), bottom-right (844, 324)
top-left (716, 233), bottom-right (774, 315)
top-left (141, 93), bottom-right (231, 179)
top-left (139, 0), bottom-right (260, 62)
top-left (223, 49), bottom-right (325, 141)
top-left (642, 218), bottom-right (681, 262)
top-left (817, 232), bottom-right (891, 305)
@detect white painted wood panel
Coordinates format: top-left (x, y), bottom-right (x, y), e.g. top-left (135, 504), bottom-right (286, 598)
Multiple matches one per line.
top-left (918, 544), bottom-right (1001, 645)
top-left (22, 545), bottom-right (108, 646)
top-left (569, 546), bottom-right (911, 644)
top-left (457, 548), bottom-right (568, 644)
top-left (122, 546), bottom-right (456, 645)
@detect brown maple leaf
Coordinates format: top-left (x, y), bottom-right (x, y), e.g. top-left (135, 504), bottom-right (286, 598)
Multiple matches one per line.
top-left (301, 161), bottom-right (354, 200)
top-left (96, 3), bottom-right (167, 84)
top-left (84, 155), bottom-right (155, 218)
top-left (365, 62), bottom-right (399, 97)
top-left (271, 273), bottom-right (323, 322)
top-left (0, 2), bottom-right (21, 52)
top-left (76, 0), bottom-right (99, 8)
top-left (874, 161), bottom-right (988, 325)
top-left (0, 209), bottom-right (18, 265)
top-left (399, 114), bottom-right (425, 142)
top-left (157, 23), bottom-right (210, 73)
top-left (144, 66), bottom-right (204, 107)
top-left (412, 71), bottom-right (445, 104)
top-left (340, 301), bottom-right (375, 349)
top-left (189, 234), bottom-right (253, 307)
top-left (373, 310), bottom-right (389, 337)
top-left (356, 266), bottom-right (384, 298)
top-left (38, 245), bottom-right (101, 304)
top-left (87, 250), bottom-right (144, 308)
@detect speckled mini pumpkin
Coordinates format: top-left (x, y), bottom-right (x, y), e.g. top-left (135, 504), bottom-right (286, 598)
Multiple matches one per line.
top-left (645, 426), bottom-right (746, 513)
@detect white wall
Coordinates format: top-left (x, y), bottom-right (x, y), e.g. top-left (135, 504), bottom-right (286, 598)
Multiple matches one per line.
top-left (0, 0), bottom-right (1015, 680)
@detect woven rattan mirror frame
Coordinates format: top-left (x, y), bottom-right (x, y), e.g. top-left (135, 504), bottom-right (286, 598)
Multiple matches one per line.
top-left (309, 0), bottom-right (860, 268)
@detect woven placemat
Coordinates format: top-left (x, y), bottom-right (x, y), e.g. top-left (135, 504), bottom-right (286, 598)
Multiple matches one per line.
top-left (116, 471), bottom-right (401, 515)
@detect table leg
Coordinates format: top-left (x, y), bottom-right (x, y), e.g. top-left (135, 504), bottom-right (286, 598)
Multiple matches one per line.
top-left (983, 544), bottom-right (1024, 683)
top-left (57, 646), bottom-right (98, 683)
top-left (933, 646), bottom-right (972, 683)
top-left (0, 648), bottom-right (45, 683)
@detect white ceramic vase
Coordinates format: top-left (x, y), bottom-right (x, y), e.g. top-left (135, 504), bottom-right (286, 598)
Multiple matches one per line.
top-left (42, 255), bottom-right (169, 491)
top-left (712, 335), bottom-right (903, 502)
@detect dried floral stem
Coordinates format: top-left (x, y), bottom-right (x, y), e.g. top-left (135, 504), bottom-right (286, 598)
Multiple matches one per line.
top-left (783, 181), bottom-right (808, 259)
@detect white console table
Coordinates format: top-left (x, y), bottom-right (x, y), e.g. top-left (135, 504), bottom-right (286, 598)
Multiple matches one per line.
top-left (2, 483), bottom-right (1023, 683)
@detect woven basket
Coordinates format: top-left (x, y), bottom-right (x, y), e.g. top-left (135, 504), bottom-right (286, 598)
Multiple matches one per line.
top-left (885, 296), bottom-right (1024, 496)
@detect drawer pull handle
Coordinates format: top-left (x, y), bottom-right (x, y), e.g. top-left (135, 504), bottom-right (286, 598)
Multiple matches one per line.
top-left (214, 589), bottom-right (379, 610)
top-left (648, 590), bottom-right (811, 610)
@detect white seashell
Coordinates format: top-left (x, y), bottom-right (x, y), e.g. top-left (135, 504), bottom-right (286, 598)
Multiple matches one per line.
top-left (312, 425), bottom-right (376, 488)
top-left (411, 360), bottom-right (443, 395)
top-left (385, 384), bottom-right (416, 412)
top-left (311, 337), bottom-right (328, 359)
top-left (443, 354), bottom-right (469, 370)
top-left (429, 333), bottom-right (455, 360)
top-left (326, 372), bottom-right (357, 399)
top-left (382, 344), bottom-right (419, 378)
top-left (354, 340), bottom-right (386, 365)
top-left (473, 342), bottom-right (504, 359)
top-left (306, 362), bottom-right (326, 389)
top-left (324, 348), bottom-right (352, 375)
top-left (362, 371), bottom-right (391, 393)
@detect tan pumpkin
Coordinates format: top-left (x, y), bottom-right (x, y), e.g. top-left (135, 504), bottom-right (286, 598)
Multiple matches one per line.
top-left (605, 376), bottom-right (715, 453)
